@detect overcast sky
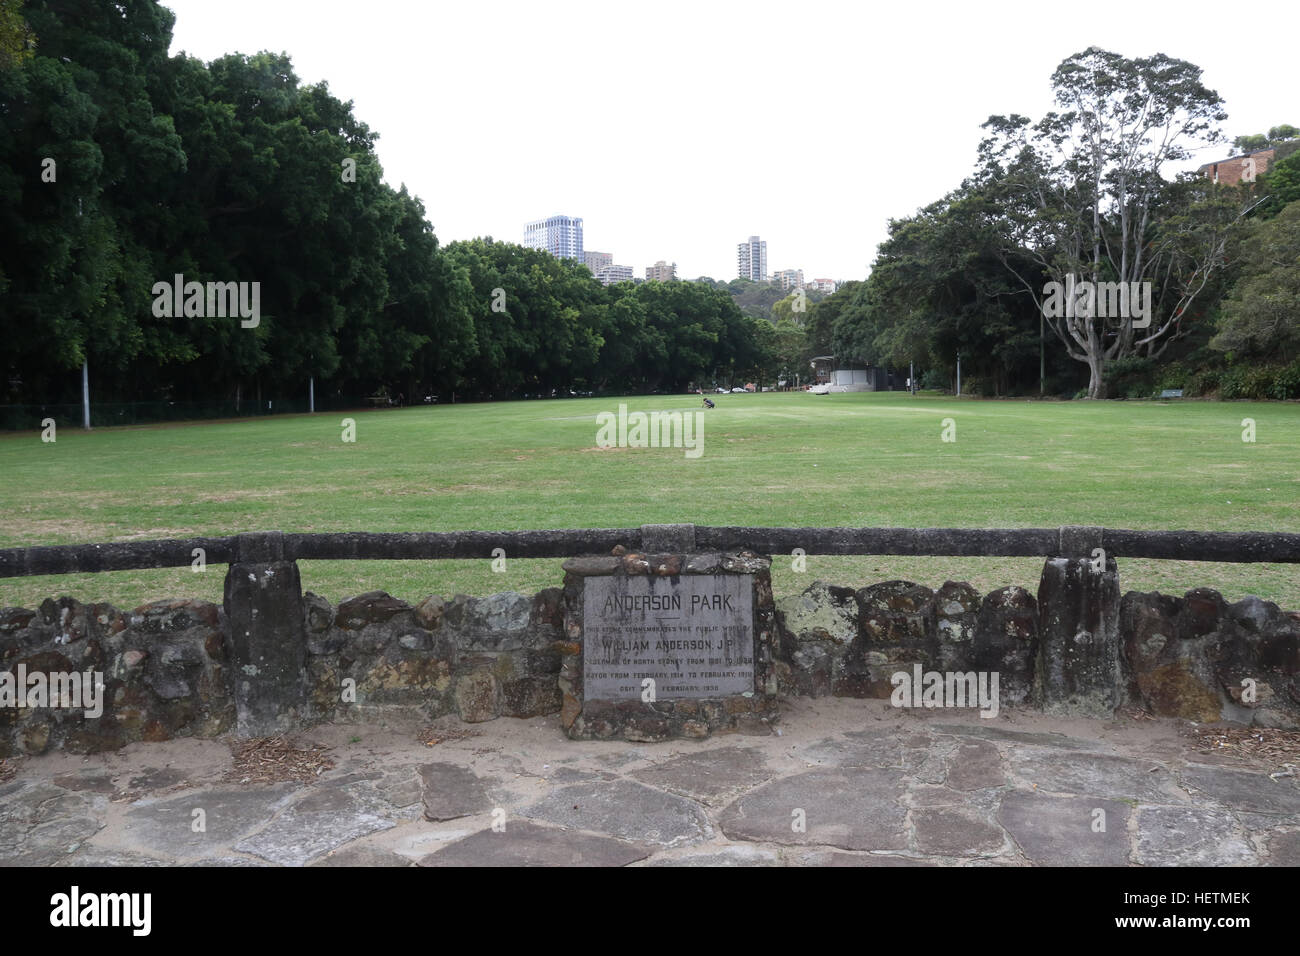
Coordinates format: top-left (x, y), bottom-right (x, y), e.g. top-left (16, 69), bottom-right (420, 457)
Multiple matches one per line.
top-left (165, 0), bottom-right (1296, 283)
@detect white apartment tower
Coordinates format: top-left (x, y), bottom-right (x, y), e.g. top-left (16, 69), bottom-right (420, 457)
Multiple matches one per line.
top-left (737, 235), bottom-right (767, 281)
top-left (524, 214), bottom-right (584, 261)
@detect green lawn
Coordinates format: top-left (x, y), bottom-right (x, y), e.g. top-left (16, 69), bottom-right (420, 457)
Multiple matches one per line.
top-left (1, 392), bottom-right (1296, 611)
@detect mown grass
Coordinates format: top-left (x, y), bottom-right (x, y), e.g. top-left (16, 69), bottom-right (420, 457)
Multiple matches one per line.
top-left (1, 392), bottom-right (1296, 610)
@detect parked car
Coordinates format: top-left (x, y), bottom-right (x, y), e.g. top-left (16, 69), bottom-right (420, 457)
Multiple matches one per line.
top-left (731, 387), bottom-right (745, 393)
top-left (808, 383), bottom-right (831, 394)
top-left (715, 387), bottom-right (728, 393)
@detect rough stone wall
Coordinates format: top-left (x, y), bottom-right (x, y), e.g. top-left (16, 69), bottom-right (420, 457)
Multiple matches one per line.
top-left (775, 579), bottom-right (1300, 727)
top-left (1120, 589), bottom-right (1300, 729)
top-left (303, 588), bottom-right (564, 725)
top-left (0, 598), bottom-right (232, 757)
top-left (0, 589), bottom-right (566, 758)
top-left (775, 580), bottom-right (1039, 705)
top-left (3, 573), bottom-right (1297, 756)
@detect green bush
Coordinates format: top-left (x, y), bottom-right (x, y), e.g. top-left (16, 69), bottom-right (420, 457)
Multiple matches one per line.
top-left (1155, 362), bottom-right (1188, 391)
top-left (1185, 369), bottom-right (1220, 397)
top-left (1218, 367), bottom-right (1248, 399)
top-left (1219, 365), bottom-right (1280, 400)
top-left (1270, 361), bottom-right (1300, 400)
top-left (921, 369), bottom-right (947, 390)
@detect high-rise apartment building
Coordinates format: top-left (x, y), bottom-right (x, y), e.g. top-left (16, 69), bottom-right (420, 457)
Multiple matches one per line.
top-left (737, 236), bottom-right (767, 281)
top-left (646, 260), bottom-right (677, 282)
top-left (809, 278), bottom-right (838, 294)
top-left (774, 268), bottom-right (804, 291)
top-left (524, 214), bottom-right (584, 261)
top-left (594, 264), bottom-right (634, 285)
top-left (584, 251), bottom-right (613, 275)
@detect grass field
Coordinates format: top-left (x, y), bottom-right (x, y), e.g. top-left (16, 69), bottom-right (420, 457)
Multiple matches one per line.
top-left (1, 392), bottom-right (1297, 611)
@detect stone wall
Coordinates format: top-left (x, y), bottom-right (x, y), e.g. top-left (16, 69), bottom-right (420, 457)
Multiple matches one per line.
top-left (0, 589), bottom-right (566, 758)
top-left (775, 577), bottom-right (1300, 729)
top-left (2, 555), bottom-right (1298, 756)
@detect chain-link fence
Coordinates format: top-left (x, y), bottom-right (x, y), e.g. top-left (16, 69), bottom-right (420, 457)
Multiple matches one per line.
top-left (0, 396), bottom-right (374, 430)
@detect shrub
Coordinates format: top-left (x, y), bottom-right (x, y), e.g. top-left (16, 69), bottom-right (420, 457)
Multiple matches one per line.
top-left (920, 368), bottom-right (947, 390)
top-left (1269, 360), bottom-right (1300, 400)
top-left (1155, 362), bottom-right (1188, 391)
top-left (1185, 369), bottom-right (1220, 397)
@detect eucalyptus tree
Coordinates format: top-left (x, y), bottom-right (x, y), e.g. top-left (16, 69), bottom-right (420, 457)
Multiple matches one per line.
top-left (976, 48), bottom-right (1247, 397)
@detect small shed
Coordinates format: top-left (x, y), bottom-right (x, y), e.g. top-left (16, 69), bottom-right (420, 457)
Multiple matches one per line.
top-left (809, 356), bottom-right (900, 391)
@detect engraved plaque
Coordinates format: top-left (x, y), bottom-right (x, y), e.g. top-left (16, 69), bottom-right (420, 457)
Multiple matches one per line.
top-left (582, 574), bottom-right (754, 700)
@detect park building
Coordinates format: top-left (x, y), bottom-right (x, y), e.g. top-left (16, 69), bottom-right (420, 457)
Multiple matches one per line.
top-left (737, 235), bottom-right (767, 281)
top-left (524, 214), bottom-right (584, 261)
top-left (810, 355), bottom-right (905, 391)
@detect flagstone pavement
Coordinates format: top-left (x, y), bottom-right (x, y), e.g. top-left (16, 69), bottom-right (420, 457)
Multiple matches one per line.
top-left (2, 698), bottom-right (1298, 866)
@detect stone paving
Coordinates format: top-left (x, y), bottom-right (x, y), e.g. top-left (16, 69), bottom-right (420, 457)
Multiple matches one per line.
top-left (1, 697), bottom-right (1298, 867)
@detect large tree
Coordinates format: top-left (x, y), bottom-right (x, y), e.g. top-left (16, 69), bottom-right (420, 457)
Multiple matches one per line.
top-left (976, 48), bottom-right (1247, 398)
top-left (1210, 202), bottom-right (1300, 362)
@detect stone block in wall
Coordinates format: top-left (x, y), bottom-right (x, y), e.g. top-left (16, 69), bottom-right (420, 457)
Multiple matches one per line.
top-left (857, 580), bottom-right (937, 646)
top-left (225, 561), bottom-right (308, 736)
top-left (777, 581), bottom-right (858, 645)
top-left (1120, 590), bottom-right (1222, 723)
top-left (304, 591), bottom-right (455, 721)
top-left (1119, 589), bottom-right (1300, 728)
top-left (1036, 556), bottom-right (1121, 717)
top-left (774, 581), bottom-right (858, 697)
top-left (1211, 598), bottom-right (1300, 729)
top-left (936, 580), bottom-right (981, 671)
top-left (836, 581), bottom-right (939, 698)
top-left (971, 586), bottom-right (1038, 705)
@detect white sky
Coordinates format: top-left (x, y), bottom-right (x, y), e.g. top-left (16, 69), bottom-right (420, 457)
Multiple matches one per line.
top-left (164, 0), bottom-right (1296, 282)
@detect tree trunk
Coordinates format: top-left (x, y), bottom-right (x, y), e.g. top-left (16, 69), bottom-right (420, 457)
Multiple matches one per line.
top-left (1087, 354), bottom-right (1107, 399)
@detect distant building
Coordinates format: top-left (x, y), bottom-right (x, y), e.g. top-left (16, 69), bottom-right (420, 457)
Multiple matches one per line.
top-left (737, 235), bottom-right (768, 281)
top-left (809, 278), bottom-right (838, 294)
top-left (646, 260), bottom-right (677, 282)
top-left (1198, 141), bottom-right (1300, 186)
top-left (584, 251), bottom-right (613, 274)
top-left (773, 268), bottom-right (804, 291)
top-left (594, 264), bottom-right (635, 285)
top-left (810, 355), bottom-right (903, 391)
top-left (524, 214), bottom-right (584, 261)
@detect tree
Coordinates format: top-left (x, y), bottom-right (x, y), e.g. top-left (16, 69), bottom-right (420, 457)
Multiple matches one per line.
top-left (1258, 149), bottom-right (1300, 218)
top-left (0, 0), bottom-right (34, 70)
top-left (977, 48), bottom-right (1245, 398)
top-left (1210, 203), bottom-right (1300, 362)
top-left (1232, 124), bottom-right (1299, 152)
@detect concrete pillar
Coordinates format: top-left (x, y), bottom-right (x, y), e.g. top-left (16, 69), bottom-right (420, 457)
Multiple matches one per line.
top-left (223, 532), bottom-right (308, 735)
top-left (1035, 527), bottom-right (1121, 716)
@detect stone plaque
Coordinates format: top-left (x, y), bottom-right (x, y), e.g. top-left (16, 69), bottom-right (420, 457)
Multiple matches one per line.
top-left (582, 574), bottom-right (754, 700)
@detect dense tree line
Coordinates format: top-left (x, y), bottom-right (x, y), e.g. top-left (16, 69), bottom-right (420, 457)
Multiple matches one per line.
top-left (0, 1), bottom-right (778, 414)
top-left (804, 49), bottom-right (1300, 399)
